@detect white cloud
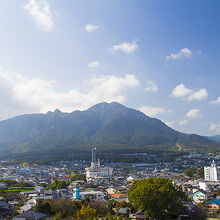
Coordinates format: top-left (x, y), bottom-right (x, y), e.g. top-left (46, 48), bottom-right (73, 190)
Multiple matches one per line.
top-left (24, 0), bottom-right (54, 32)
top-left (185, 109), bottom-right (201, 119)
top-left (0, 70), bottom-right (140, 120)
top-left (138, 106), bottom-right (166, 117)
top-left (179, 119), bottom-right (188, 125)
top-left (111, 41), bottom-right (138, 54)
top-left (166, 48), bottom-right (192, 60)
top-left (171, 84), bottom-right (208, 101)
top-left (164, 121), bottom-right (175, 128)
top-left (144, 80), bottom-right (158, 92)
top-left (88, 61), bottom-right (100, 68)
top-left (85, 24), bottom-right (99, 32)
top-left (188, 88), bottom-right (208, 101)
top-left (210, 97), bottom-right (220, 104)
top-left (209, 122), bottom-right (220, 133)
top-left (171, 84), bottom-right (193, 97)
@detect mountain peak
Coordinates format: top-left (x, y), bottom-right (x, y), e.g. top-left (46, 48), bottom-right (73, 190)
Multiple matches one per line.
top-left (46, 109), bottom-right (63, 116)
top-left (87, 102), bottom-right (127, 112)
top-left (53, 109), bottom-right (62, 114)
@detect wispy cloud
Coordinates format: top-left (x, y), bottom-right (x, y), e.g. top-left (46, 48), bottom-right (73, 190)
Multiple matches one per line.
top-left (179, 119), bottom-right (188, 125)
top-left (163, 120), bottom-right (175, 128)
top-left (166, 48), bottom-right (192, 60)
top-left (88, 61), bottom-right (100, 68)
top-left (144, 80), bottom-right (158, 92)
top-left (209, 122), bottom-right (220, 133)
top-left (171, 84), bottom-right (208, 101)
top-left (210, 97), bottom-right (220, 104)
top-left (171, 84), bottom-right (193, 98)
top-left (85, 24), bottom-right (99, 32)
top-left (138, 106), bottom-right (167, 118)
top-left (185, 109), bottom-right (201, 119)
top-left (188, 88), bottom-right (208, 101)
top-left (111, 41), bottom-right (138, 54)
top-left (24, 0), bottom-right (54, 32)
top-left (0, 69), bottom-right (140, 120)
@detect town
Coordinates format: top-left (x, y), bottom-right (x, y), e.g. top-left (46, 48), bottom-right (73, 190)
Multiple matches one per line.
top-left (0, 148), bottom-right (220, 219)
top-left (1, 0), bottom-right (220, 219)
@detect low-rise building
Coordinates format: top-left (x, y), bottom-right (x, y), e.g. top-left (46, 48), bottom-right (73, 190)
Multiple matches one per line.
top-left (73, 191), bottom-right (105, 200)
top-left (192, 189), bottom-right (208, 203)
top-left (204, 199), bottom-right (220, 212)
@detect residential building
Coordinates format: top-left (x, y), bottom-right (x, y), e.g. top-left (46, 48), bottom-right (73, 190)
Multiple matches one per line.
top-left (204, 199), bottom-right (220, 212)
top-left (199, 182), bottom-right (208, 192)
top-left (13, 210), bottom-right (47, 220)
top-left (204, 160), bottom-right (220, 181)
top-left (192, 189), bottom-right (208, 203)
top-left (73, 191), bottom-right (105, 200)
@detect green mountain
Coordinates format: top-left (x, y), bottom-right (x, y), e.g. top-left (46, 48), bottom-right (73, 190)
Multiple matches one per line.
top-left (0, 102), bottom-right (218, 160)
top-left (206, 135), bottom-right (220, 143)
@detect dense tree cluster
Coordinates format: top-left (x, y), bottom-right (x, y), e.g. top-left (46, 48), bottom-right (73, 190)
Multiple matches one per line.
top-left (184, 168), bottom-right (196, 177)
top-left (128, 178), bottom-right (187, 220)
top-left (45, 180), bottom-right (69, 190)
top-left (0, 179), bottom-right (33, 187)
top-left (34, 198), bottom-right (135, 219)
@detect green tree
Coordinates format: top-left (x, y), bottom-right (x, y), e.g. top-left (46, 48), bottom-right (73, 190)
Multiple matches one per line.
top-left (197, 167), bottom-right (204, 178)
top-left (76, 204), bottom-right (96, 220)
top-left (128, 178), bottom-right (187, 220)
top-left (12, 204), bottom-right (21, 217)
top-left (46, 180), bottom-right (69, 190)
top-left (70, 172), bottom-right (86, 181)
top-left (22, 162), bottom-right (29, 167)
top-left (34, 199), bottom-right (51, 215)
top-left (184, 168), bottom-right (196, 177)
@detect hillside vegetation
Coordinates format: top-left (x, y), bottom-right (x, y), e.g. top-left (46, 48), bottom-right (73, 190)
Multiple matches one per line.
top-left (0, 102), bottom-right (218, 160)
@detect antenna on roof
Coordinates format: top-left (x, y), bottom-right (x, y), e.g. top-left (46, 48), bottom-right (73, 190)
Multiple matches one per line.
top-left (90, 146), bottom-right (96, 162)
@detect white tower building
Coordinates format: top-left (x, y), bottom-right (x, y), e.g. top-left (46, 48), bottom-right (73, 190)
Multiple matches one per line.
top-left (204, 160), bottom-right (218, 181)
top-left (85, 147), bottom-right (113, 182)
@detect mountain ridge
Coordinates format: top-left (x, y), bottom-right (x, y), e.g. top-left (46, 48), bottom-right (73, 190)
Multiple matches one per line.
top-left (0, 102), bottom-right (218, 159)
top-left (206, 135), bottom-right (220, 143)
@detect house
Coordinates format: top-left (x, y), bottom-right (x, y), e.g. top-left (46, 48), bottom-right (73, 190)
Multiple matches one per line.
top-left (20, 204), bottom-right (32, 212)
top-left (183, 201), bottom-right (206, 219)
top-left (76, 191), bottom-right (105, 200)
top-left (127, 176), bottom-right (134, 182)
top-left (0, 200), bottom-right (13, 219)
top-left (204, 199), bottom-right (220, 211)
top-left (26, 198), bottom-right (37, 207)
top-left (20, 198), bottom-right (37, 213)
top-left (192, 189), bottom-right (208, 203)
top-left (35, 186), bottom-right (44, 194)
top-left (116, 207), bottom-right (129, 217)
top-left (13, 210), bottom-right (47, 220)
top-left (20, 190), bottom-right (37, 197)
top-left (106, 187), bottom-right (117, 195)
top-left (109, 193), bottom-right (128, 202)
top-left (129, 210), bottom-right (148, 219)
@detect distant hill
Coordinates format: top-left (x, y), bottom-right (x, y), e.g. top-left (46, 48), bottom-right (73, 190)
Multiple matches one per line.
top-left (0, 102), bottom-right (218, 160)
top-left (206, 135), bottom-right (220, 143)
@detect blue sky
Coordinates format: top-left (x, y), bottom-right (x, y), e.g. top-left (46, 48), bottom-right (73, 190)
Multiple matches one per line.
top-left (0, 0), bottom-right (220, 136)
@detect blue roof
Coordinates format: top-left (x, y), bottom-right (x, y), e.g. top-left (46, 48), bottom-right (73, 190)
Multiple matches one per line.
top-left (205, 199), bottom-right (220, 206)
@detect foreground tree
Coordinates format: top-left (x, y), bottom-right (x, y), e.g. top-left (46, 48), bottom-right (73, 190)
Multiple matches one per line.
top-left (76, 204), bottom-right (96, 220)
top-left (128, 178), bottom-right (187, 220)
